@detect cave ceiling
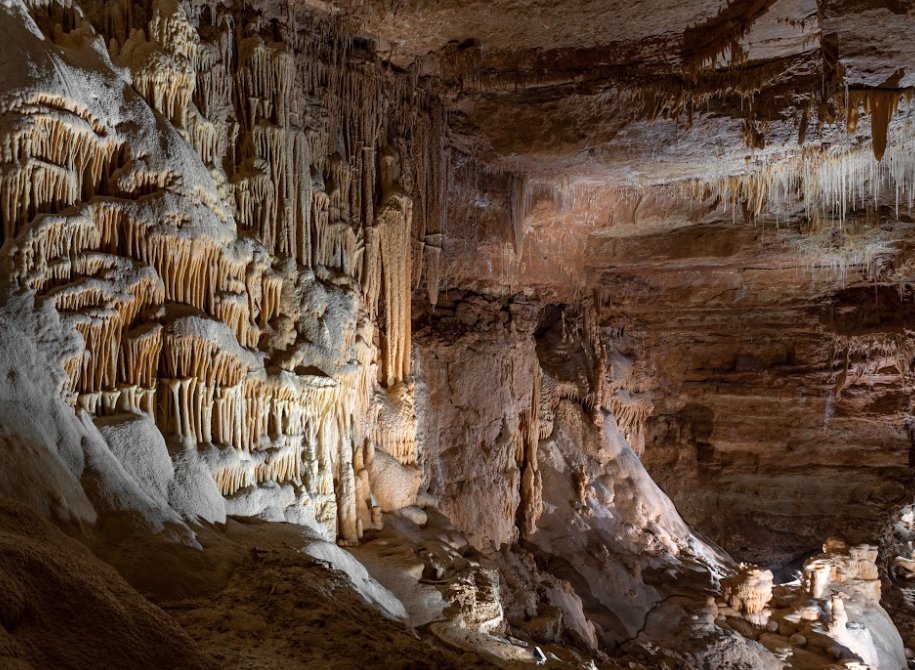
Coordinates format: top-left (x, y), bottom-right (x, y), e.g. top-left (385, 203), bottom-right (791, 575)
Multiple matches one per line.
top-left (298, 0), bottom-right (915, 302)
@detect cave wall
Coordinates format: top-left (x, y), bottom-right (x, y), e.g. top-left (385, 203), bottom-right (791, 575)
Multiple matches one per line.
top-left (0, 0), bottom-right (452, 542)
top-left (0, 0), bottom-right (912, 602)
top-left (606, 235), bottom-right (915, 571)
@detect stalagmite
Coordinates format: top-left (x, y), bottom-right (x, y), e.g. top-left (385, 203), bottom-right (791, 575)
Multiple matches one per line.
top-left (519, 368), bottom-right (543, 537)
top-left (721, 566), bottom-right (774, 618)
top-left (371, 383), bottom-right (418, 465)
top-left (802, 539), bottom-right (882, 602)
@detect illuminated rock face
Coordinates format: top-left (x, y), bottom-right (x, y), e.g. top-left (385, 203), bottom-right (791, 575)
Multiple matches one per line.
top-left (0, 0), bottom-right (446, 543)
top-left (2, 0), bottom-right (915, 668)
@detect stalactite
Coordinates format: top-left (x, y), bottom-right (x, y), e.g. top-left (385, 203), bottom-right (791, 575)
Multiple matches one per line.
top-left (686, 118), bottom-right (915, 223)
top-left (162, 337), bottom-right (244, 388)
top-left (847, 88), bottom-right (906, 161)
top-left (606, 392), bottom-right (653, 445)
top-left (259, 272), bottom-right (283, 328)
top-left (186, 108), bottom-right (233, 167)
top-left (6, 212), bottom-right (100, 289)
top-left (119, 323), bottom-right (162, 388)
top-left (156, 377), bottom-right (217, 443)
top-left (128, 234), bottom-right (219, 312)
top-left (0, 95), bottom-right (120, 240)
top-left (831, 334), bottom-right (915, 396)
top-left (67, 308), bottom-right (122, 393)
top-left (423, 233), bottom-right (444, 307)
top-left (373, 150), bottom-right (413, 388)
top-left (214, 459), bottom-right (256, 496)
top-left (113, 0), bottom-right (198, 129)
top-left (371, 428), bottom-right (417, 465)
top-left (214, 293), bottom-right (258, 349)
top-left (255, 436), bottom-right (303, 486)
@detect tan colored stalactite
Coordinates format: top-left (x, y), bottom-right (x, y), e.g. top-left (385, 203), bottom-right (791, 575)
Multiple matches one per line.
top-left (192, 23), bottom-right (233, 121)
top-left (87, 199), bottom-right (129, 255)
top-left (215, 461), bottom-right (257, 496)
top-left (61, 353), bottom-right (81, 398)
top-left (136, 235), bottom-right (219, 312)
top-left (208, 374), bottom-right (338, 462)
top-left (212, 383), bottom-right (245, 450)
top-left (847, 88), bottom-right (905, 162)
top-left (162, 334), bottom-right (246, 388)
top-left (229, 34), bottom-right (313, 266)
top-left (0, 95), bottom-right (121, 241)
top-left (235, 36), bottom-right (297, 129)
top-left (157, 377), bottom-right (216, 444)
top-left (406, 107), bottom-right (448, 291)
top-left (77, 388), bottom-right (148, 417)
top-left (259, 273), bottom-right (283, 328)
top-left (7, 216), bottom-right (98, 292)
top-left (379, 204), bottom-right (412, 387)
top-left (2, 161), bottom-right (81, 242)
top-left (831, 334), bottom-right (915, 396)
top-left (244, 377), bottom-right (269, 452)
top-left (214, 294), bottom-right (258, 349)
top-left (361, 225), bottom-right (381, 320)
top-left (255, 436), bottom-right (303, 486)
top-left (186, 107), bottom-right (234, 168)
top-left (607, 394), bottom-right (653, 443)
top-left (45, 255), bottom-right (165, 329)
top-left (247, 125), bottom-right (311, 264)
top-left (423, 233), bottom-right (444, 308)
top-left (243, 264), bottom-right (264, 328)
top-left (373, 151), bottom-right (413, 388)
top-left (371, 430), bottom-right (418, 466)
top-left (113, 0), bottom-right (198, 129)
top-left (68, 309), bottom-right (122, 393)
top-left (117, 385), bottom-right (157, 415)
top-left (119, 323), bottom-right (162, 388)
top-left (77, 386), bottom-right (156, 417)
top-left (311, 190), bottom-right (331, 267)
top-left (686, 115), bottom-right (915, 224)
top-left (313, 156), bottom-right (360, 273)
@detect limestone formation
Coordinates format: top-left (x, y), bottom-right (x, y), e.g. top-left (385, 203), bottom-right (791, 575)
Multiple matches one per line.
top-left (1, 0), bottom-right (914, 668)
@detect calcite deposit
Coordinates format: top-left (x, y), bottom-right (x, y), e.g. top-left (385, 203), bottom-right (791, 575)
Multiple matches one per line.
top-left (0, 0), bottom-right (914, 668)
